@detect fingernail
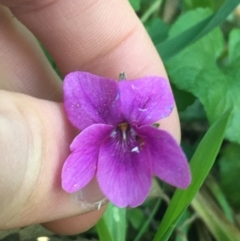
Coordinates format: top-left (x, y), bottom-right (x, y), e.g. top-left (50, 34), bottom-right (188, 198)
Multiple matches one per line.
top-left (71, 177), bottom-right (107, 210)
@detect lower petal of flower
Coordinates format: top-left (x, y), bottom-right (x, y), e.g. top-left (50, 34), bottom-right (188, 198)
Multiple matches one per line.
top-left (97, 131), bottom-right (152, 208)
top-left (62, 124), bottom-right (113, 193)
top-left (136, 125), bottom-right (191, 189)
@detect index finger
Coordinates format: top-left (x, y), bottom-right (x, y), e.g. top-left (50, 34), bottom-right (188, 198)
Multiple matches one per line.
top-left (4, 0), bottom-right (180, 138)
top-left (8, 0), bottom-right (165, 77)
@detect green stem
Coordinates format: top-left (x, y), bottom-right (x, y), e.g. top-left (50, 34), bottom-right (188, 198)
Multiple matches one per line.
top-left (141, 0), bottom-right (163, 23)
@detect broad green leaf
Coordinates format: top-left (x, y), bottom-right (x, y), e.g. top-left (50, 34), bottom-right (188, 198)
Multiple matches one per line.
top-left (172, 84), bottom-right (196, 112)
top-left (97, 203), bottom-right (127, 241)
top-left (96, 217), bottom-right (114, 241)
top-left (128, 208), bottom-right (145, 230)
top-left (219, 143), bottom-right (240, 208)
top-left (145, 18), bottom-right (170, 45)
top-left (166, 10), bottom-right (240, 143)
top-left (182, 0), bottom-right (225, 11)
top-left (156, 0), bottom-right (239, 61)
top-left (228, 29), bottom-right (240, 63)
top-left (153, 110), bottom-right (231, 241)
top-left (179, 99), bottom-right (206, 122)
top-left (183, 0), bottom-right (212, 9)
top-left (168, 8), bottom-right (224, 58)
top-left (129, 0), bottom-right (141, 11)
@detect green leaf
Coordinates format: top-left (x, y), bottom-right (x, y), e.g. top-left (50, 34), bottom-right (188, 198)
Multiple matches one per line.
top-left (219, 143), bottom-right (240, 208)
top-left (156, 0), bottom-right (240, 61)
top-left (172, 85), bottom-right (195, 112)
top-left (153, 110), bottom-right (231, 241)
top-left (179, 99), bottom-right (206, 122)
top-left (97, 203), bottom-right (127, 241)
top-left (145, 18), bottom-right (170, 45)
top-left (129, 0), bottom-right (141, 11)
top-left (96, 217), bottom-right (114, 241)
top-left (128, 208), bottom-right (145, 230)
top-left (166, 11), bottom-right (240, 143)
top-left (228, 29), bottom-right (240, 64)
top-left (168, 8), bottom-right (224, 58)
top-left (182, 0), bottom-right (225, 11)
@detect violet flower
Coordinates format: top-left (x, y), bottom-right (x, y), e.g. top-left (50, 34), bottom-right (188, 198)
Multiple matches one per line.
top-left (62, 71), bottom-right (191, 207)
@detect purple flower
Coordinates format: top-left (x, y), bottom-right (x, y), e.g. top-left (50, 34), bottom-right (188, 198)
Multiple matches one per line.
top-left (61, 71), bottom-right (191, 207)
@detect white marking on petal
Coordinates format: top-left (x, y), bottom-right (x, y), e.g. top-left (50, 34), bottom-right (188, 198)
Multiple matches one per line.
top-left (131, 84), bottom-right (140, 90)
top-left (131, 146), bottom-right (140, 153)
top-left (110, 130), bottom-right (117, 138)
top-left (115, 92), bottom-right (120, 101)
top-left (122, 130), bottom-right (127, 141)
top-left (138, 108), bottom-right (147, 112)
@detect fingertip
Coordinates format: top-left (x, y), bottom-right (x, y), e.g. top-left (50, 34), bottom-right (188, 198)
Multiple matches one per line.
top-left (42, 204), bottom-right (107, 235)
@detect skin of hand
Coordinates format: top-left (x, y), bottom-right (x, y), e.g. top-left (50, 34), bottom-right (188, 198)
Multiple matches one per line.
top-left (0, 0), bottom-right (181, 235)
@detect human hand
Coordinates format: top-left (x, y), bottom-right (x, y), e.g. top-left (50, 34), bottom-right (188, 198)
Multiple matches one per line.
top-left (0, 0), bottom-right (180, 235)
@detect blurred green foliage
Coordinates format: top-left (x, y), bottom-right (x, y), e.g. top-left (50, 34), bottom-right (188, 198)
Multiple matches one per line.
top-left (220, 143), bottom-right (240, 208)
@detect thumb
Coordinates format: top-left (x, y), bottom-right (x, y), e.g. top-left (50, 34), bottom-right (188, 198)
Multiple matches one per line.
top-left (0, 90), bottom-right (105, 231)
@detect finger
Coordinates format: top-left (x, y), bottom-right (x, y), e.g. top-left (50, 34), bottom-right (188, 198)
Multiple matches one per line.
top-left (7, 0), bottom-right (167, 77)
top-left (0, 90), bottom-right (105, 231)
top-left (42, 209), bottom-right (106, 235)
top-left (0, 6), bottom-right (61, 100)
top-left (2, 0), bottom-right (180, 138)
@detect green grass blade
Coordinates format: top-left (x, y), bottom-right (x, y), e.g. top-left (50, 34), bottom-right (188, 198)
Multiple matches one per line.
top-left (96, 217), bottom-right (114, 241)
top-left (153, 110), bottom-right (232, 241)
top-left (191, 189), bottom-right (240, 241)
top-left (206, 175), bottom-right (234, 223)
top-left (133, 200), bottom-right (161, 241)
top-left (156, 0), bottom-right (239, 61)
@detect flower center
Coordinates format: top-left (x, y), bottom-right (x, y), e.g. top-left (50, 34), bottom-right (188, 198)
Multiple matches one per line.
top-left (118, 122), bottom-right (129, 141)
top-left (114, 122), bottom-right (145, 153)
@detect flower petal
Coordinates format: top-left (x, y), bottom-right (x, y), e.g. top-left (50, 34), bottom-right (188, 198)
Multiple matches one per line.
top-left (64, 71), bottom-right (122, 130)
top-left (97, 131), bottom-right (152, 207)
top-left (118, 76), bottom-right (174, 125)
top-left (136, 125), bottom-right (191, 188)
top-left (62, 124), bottom-right (113, 193)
